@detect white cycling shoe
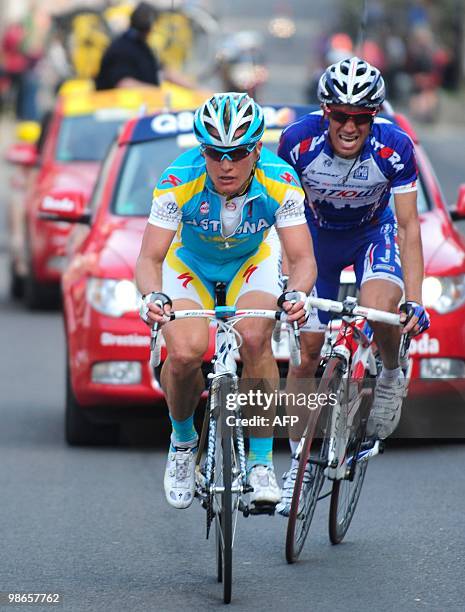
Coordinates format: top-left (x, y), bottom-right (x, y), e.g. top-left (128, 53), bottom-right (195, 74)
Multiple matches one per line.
top-left (276, 463), bottom-right (313, 517)
top-left (368, 373), bottom-right (407, 440)
top-left (164, 437), bottom-right (198, 509)
top-left (247, 464), bottom-right (281, 508)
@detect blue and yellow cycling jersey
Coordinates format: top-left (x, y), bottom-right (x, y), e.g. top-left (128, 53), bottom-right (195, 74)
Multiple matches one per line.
top-left (148, 145), bottom-right (306, 281)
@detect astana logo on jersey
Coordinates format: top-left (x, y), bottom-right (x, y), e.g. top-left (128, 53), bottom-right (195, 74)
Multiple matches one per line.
top-left (185, 217), bottom-right (272, 234)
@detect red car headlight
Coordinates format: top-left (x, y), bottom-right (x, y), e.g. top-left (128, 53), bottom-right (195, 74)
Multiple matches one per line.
top-left (86, 278), bottom-right (139, 317)
top-left (422, 275), bottom-right (465, 314)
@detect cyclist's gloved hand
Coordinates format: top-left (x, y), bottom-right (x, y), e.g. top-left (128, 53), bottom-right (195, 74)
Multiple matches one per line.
top-left (140, 292), bottom-right (173, 326)
top-left (399, 301), bottom-right (430, 336)
top-left (277, 290), bottom-right (308, 326)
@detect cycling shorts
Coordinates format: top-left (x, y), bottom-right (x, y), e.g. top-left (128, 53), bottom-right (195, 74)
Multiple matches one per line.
top-left (302, 221), bottom-right (404, 332)
top-left (162, 231), bottom-right (282, 308)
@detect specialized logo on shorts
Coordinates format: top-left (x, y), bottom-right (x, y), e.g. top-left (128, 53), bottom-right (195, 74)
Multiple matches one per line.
top-left (178, 272), bottom-right (194, 288)
top-left (161, 174), bottom-right (182, 187)
top-left (354, 166), bottom-right (369, 180)
top-left (372, 263), bottom-right (395, 273)
top-left (199, 201), bottom-right (209, 214)
top-left (280, 172), bottom-right (298, 185)
top-left (243, 264), bottom-right (258, 283)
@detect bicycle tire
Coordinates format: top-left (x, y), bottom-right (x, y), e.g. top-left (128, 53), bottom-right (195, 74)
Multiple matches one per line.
top-left (328, 384), bottom-right (372, 545)
top-left (286, 357), bottom-right (344, 563)
top-left (212, 375), bottom-right (234, 604)
top-left (216, 519), bottom-right (222, 583)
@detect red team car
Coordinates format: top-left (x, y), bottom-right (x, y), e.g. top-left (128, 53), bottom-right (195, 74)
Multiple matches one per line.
top-left (42, 105), bottom-right (465, 444)
top-left (7, 85), bottom-right (207, 309)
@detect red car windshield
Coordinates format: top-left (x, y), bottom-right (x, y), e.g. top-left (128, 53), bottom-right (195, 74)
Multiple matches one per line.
top-left (111, 135), bottom-right (431, 217)
top-left (112, 138), bottom-right (194, 216)
top-left (56, 114), bottom-right (126, 162)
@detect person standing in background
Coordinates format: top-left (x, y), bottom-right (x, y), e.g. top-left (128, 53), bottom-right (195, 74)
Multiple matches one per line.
top-left (95, 2), bottom-right (161, 90)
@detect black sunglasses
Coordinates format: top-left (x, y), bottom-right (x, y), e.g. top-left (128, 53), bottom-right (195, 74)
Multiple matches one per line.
top-left (326, 108), bottom-right (376, 126)
top-left (202, 145), bottom-right (255, 162)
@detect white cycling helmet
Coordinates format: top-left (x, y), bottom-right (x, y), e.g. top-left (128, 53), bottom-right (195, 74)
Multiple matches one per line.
top-left (318, 56), bottom-right (385, 108)
top-left (193, 92), bottom-right (265, 147)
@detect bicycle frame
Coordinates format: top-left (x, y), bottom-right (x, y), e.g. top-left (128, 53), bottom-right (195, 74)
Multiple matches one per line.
top-left (150, 303), bottom-right (299, 602)
top-left (304, 296), bottom-right (404, 481)
top-left (150, 304), bottom-right (297, 506)
top-left (325, 317), bottom-right (380, 481)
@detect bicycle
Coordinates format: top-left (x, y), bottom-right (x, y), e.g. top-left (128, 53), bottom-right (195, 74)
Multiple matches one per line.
top-left (285, 295), bottom-right (410, 563)
top-left (150, 282), bottom-right (301, 604)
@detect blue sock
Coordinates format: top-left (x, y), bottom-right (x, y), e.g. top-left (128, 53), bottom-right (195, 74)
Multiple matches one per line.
top-left (248, 437), bottom-right (273, 468)
top-left (169, 414), bottom-right (197, 447)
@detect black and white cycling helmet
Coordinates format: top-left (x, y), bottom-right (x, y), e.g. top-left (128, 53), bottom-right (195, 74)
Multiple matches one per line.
top-left (318, 56), bottom-right (385, 108)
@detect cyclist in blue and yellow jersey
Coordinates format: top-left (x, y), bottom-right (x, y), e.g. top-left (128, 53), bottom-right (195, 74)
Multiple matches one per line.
top-left (276, 57), bottom-right (430, 516)
top-left (136, 93), bottom-right (317, 510)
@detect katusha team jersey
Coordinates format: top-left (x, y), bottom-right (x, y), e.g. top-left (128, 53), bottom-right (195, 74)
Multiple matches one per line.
top-left (277, 111), bottom-right (418, 231)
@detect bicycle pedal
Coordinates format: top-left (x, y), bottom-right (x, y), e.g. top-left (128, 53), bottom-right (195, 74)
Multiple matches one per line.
top-left (248, 502), bottom-right (277, 516)
top-left (238, 500), bottom-right (250, 517)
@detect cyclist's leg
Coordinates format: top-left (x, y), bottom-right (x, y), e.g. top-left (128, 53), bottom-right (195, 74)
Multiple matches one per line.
top-left (355, 221), bottom-right (404, 363)
top-left (226, 238), bottom-right (281, 505)
top-left (160, 244), bottom-right (213, 508)
top-left (355, 222), bottom-right (406, 438)
top-left (161, 243), bottom-right (213, 423)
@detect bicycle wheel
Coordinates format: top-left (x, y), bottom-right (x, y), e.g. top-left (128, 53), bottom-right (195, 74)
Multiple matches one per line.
top-left (328, 384), bottom-right (372, 545)
top-left (212, 375), bottom-right (236, 604)
top-left (286, 357), bottom-right (344, 563)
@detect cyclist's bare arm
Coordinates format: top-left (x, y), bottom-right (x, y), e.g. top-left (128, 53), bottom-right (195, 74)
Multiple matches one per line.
top-left (277, 223), bottom-right (317, 322)
top-left (278, 224), bottom-right (316, 293)
top-left (136, 224), bottom-right (176, 322)
top-left (394, 191), bottom-right (425, 333)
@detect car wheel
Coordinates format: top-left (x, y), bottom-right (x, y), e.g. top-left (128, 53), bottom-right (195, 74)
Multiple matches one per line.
top-left (23, 267), bottom-right (59, 310)
top-left (65, 365), bottom-right (119, 446)
top-left (9, 262), bottom-right (24, 299)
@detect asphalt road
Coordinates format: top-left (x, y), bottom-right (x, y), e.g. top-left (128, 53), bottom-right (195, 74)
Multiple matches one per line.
top-left (1, 125), bottom-right (465, 610)
top-left (1, 269), bottom-right (465, 611)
